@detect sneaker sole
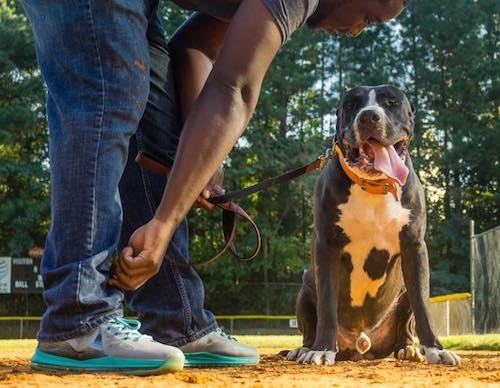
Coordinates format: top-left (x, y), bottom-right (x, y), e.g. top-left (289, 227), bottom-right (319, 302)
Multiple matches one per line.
top-left (184, 352), bottom-right (259, 367)
top-left (31, 349), bottom-right (184, 375)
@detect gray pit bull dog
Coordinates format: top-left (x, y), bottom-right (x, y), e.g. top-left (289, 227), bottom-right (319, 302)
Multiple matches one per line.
top-left (286, 85), bottom-right (461, 366)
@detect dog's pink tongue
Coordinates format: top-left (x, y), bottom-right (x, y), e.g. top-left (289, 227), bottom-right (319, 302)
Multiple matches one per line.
top-left (368, 141), bottom-right (409, 185)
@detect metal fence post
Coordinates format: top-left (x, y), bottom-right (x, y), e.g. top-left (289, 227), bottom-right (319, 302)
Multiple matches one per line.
top-left (445, 300), bottom-right (450, 336)
top-left (469, 219), bottom-right (475, 334)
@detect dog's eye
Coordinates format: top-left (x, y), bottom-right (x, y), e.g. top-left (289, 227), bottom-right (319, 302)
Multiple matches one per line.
top-left (384, 98), bottom-right (399, 106)
top-left (344, 100), bottom-right (359, 111)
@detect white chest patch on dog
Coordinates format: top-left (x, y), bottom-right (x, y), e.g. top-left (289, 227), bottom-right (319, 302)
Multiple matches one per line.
top-left (338, 185), bottom-right (411, 307)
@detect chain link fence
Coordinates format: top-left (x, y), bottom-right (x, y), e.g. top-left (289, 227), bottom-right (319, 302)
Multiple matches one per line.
top-left (470, 222), bottom-right (500, 334)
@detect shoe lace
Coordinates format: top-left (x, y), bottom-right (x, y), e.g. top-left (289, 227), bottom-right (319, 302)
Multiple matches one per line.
top-left (215, 327), bottom-right (238, 342)
top-left (106, 317), bottom-right (152, 342)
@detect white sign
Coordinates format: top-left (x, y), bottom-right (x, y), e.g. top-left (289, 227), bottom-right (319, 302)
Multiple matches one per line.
top-left (0, 257), bottom-right (11, 294)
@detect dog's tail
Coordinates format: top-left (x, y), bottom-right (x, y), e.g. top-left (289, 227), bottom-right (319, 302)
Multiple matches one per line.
top-left (355, 332), bottom-right (372, 354)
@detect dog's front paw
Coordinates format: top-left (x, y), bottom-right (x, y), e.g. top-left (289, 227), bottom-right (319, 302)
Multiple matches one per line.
top-left (421, 346), bottom-right (462, 365)
top-left (296, 349), bottom-right (337, 366)
top-left (396, 345), bottom-right (425, 362)
top-left (285, 346), bottom-right (310, 361)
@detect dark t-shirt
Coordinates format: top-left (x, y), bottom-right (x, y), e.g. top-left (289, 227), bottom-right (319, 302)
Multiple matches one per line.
top-left (171, 0), bottom-right (319, 43)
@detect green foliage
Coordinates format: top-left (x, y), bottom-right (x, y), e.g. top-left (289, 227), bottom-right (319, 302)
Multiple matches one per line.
top-left (0, 1), bottom-right (49, 256)
top-left (240, 334), bottom-right (500, 351)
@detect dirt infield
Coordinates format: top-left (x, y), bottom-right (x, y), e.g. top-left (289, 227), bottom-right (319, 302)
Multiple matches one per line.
top-left (1, 341), bottom-right (499, 387)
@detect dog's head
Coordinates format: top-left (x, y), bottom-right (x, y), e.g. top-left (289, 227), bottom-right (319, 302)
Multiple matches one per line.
top-left (335, 85), bottom-right (414, 186)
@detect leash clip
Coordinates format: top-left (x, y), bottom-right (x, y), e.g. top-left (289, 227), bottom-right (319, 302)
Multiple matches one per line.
top-left (317, 149), bottom-right (328, 169)
top-left (317, 147), bottom-right (335, 169)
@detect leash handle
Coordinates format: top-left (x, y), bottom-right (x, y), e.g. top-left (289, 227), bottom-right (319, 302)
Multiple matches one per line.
top-left (192, 200), bottom-right (262, 268)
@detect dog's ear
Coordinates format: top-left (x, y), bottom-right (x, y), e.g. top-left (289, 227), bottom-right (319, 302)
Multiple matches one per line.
top-left (343, 85), bottom-right (350, 93)
top-left (335, 108), bottom-right (342, 134)
top-left (400, 86), bottom-right (415, 113)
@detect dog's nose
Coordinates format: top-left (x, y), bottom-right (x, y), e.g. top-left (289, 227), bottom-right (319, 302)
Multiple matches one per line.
top-left (359, 110), bottom-right (381, 125)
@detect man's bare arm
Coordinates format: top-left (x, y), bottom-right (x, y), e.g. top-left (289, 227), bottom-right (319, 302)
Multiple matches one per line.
top-left (169, 12), bottom-right (229, 121)
top-left (157, 0), bottom-right (283, 226)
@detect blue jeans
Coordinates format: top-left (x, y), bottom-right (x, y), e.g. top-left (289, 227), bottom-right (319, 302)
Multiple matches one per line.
top-left (22, 0), bottom-right (217, 346)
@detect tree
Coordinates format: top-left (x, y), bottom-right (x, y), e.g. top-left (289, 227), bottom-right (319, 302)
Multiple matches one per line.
top-left (0, 1), bottom-right (49, 256)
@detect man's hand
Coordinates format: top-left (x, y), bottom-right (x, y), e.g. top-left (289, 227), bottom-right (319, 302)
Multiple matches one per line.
top-left (195, 165), bottom-right (224, 210)
top-left (108, 218), bottom-right (171, 291)
top-left (109, 165), bottom-right (224, 291)
top-left (201, 164), bottom-right (224, 199)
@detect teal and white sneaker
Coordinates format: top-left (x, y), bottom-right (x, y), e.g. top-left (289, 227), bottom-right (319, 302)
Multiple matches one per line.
top-left (180, 328), bottom-right (259, 367)
top-left (31, 317), bottom-right (184, 375)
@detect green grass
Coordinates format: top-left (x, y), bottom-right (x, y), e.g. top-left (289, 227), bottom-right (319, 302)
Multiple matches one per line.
top-left (1, 334), bottom-right (499, 352)
top-left (237, 334), bottom-right (500, 351)
top-left (439, 334), bottom-right (500, 351)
